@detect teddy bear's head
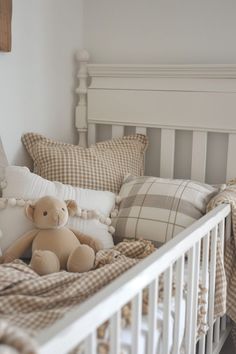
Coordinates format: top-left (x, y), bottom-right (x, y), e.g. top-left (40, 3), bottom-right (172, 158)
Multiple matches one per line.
top-left (25, 196), bottom-right (77, 229)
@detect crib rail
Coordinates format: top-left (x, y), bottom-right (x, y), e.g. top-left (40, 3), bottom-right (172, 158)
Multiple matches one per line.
top-left (37, 203), bottom-right (231, 354)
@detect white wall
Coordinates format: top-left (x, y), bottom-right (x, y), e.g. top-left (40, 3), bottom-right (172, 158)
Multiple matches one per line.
top-left (84, 0), bottom-right (236, 183)
top-left (84, 0), bottom-right (236, 64)
top-left (0, 0), bottom-right (83, 166)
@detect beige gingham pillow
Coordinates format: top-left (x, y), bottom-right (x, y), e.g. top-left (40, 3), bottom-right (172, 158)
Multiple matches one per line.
top-left (112, 175), bottom-right (218, 246)
top-left (21, 133), bottom-right (148, 194)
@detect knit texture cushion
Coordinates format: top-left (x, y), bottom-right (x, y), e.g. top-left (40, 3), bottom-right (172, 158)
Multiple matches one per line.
top-left (22, 133), bottom-right (148, 194)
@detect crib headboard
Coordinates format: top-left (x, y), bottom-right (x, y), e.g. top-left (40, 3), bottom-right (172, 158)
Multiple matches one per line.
top-left (75, 49), bottom-right (236, 185)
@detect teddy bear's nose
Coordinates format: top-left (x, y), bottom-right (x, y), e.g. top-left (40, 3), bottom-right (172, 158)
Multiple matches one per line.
top-left (52, 210), bottom-right (64, 224)
top-left (52, 214), bottom-right (58, 222)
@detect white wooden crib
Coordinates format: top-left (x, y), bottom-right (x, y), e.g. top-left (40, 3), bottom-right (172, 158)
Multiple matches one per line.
top-left (36, 50), bottom-right (236, 354)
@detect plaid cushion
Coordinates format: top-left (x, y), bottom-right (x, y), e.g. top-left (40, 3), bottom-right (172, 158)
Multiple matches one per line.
top-left (22, 133), bottom-right (148, 194)
top-left (112, 175), bottom-right (218, 246)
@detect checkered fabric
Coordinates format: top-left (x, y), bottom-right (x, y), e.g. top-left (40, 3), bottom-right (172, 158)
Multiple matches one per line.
top-left (207, 186), bottom-right (236, 325)
top-left (112, 175), bottom-right (217, 246)
top-left (21, 133), bottom-right (148, 194)
top-left (0, 240), bottom-right (154, 336)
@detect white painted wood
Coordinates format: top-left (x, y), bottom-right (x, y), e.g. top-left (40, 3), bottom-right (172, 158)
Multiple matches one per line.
top-left (88, 123), bottom-right (96, 146)
top-left (160, 129), bottom-right (175, 178)
top-left (135, 127), bottom-right (147, 135)
top-left (131, 292), bottom-right (142, 354)
top-left (207, 226), bottom-right (218, 354)
top-left (110, 311), bottom-right (121, 354)
top-left (221, 315), bottom-right (227, 332)
top-left (226, 213), bottom-right (231, 243)
top-left (226, 133), bottom-right (236, 181)
top-left (112, 125), bottom-right (124, 139)
top-left (191, 131), bottom-right (207, 182)
top-left (172, 255), bottom-right (184, 354)
top-left (190, 241), bottom-right (201, 354)
top-left (37, 204), bottom-right (230, 354)
top-left (85, 332), bottom-right (96, 354)
top-left (147, 279), bottom-right (158, 354)
top-left (87, 89), bottom-right (236, 133)
top-left (185, 247), bottom-right (196, 354)
top-left (88, 64), bottom-right (236, 80)
top-left (219, 220), bottom-right (225, 253)
top-left (214, 318), bottom-right (221, 345)
top-left (199, 233), bottom-right (210, 354)
top-left (163, 267), bottom-right (173, 354)
top-left (78, 132), bottom-right (87, 148)
top-left (76, 49), bottom-right (90, 146)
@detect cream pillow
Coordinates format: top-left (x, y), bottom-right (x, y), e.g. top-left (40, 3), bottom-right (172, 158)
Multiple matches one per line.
top-left (1, 166), bottom-right (116, 252)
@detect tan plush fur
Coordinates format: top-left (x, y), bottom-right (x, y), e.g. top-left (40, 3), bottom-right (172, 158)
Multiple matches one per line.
top-left (2, 196), bottom-right (102, 275)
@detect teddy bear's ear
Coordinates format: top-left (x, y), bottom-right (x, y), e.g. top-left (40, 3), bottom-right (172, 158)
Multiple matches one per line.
top-left (65, 200), bottom-right (77, 216)
top-left (25, 204), bottom-right (35, 222)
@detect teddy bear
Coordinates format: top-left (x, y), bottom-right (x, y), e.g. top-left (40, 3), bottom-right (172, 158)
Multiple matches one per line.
top-left (2, 196), bottom-right (102, 275)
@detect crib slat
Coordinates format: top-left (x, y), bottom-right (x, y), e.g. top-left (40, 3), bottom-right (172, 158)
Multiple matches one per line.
top-left (88, 123), bottom-right (96, 146)
top-left (226, 133), bottom-right (236, 181)
top-left (191, 131), bottom-right (207, 182)
top-left (219, 220), bottom-right (225, 253)
top-left (221, 314), bottom-right (227, 332)
top-left (199, 233), bottom-right (210, 354)
top-left (163, 267), bottom-right (173, 354)
top-left (226, 213), bottom-right (231, 243)
top-left (218, 219), bottom-right (227, 334)
top-left (160, 129), bottom-right (175, 178)
top-left (135, 127), bottom-right (147, 135)
top-left (190, 241), bottom-right (201, 354)
top-left (219, 215), bottom-right (228, 332)
top-left (214, 318), bottom-right (220, 344)
top-left (185, 246), bottom-right (195, 353)
top-left (131, 292), bottom-right (142, 354)
top-left (85, 331), bottom-right (96, 354)
top-left (112, 125), bottom-right (125, 139)
top-left (206, 226), bottom-right (218, 354)
top-left (172, 255), bottom-right (184, 354)
top-left (147, 279), bottom-right (158, 354)
top-left (110, 311), bottom-right (121, 354)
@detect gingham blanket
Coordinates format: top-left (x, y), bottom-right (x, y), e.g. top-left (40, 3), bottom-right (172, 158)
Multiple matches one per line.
top-left (207, 185), bottom-right (236, 323)
top-left (0, 240), bottom-right (154, 336)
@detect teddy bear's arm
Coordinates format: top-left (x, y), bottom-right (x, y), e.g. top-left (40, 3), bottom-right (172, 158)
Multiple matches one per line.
top-left (3, 229), bottom-right (39, 263)
top-left (69, 229), bottom-right (102, 253)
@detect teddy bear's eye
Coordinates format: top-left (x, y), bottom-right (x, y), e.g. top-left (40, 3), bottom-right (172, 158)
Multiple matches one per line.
top-left (62, 208), bottom-right (65, 211)
top-left (43, 211), bottom-right (48, 216)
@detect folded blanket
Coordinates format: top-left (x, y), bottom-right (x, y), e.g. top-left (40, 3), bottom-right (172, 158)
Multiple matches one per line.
top-left (207, 184), bottom-right (236, 350)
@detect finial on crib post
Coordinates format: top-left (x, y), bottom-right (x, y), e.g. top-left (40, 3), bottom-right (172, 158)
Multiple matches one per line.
top-left (75, 49), bottom-right (90, 147)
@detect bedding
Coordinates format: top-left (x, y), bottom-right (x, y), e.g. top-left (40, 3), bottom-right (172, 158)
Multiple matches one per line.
top-left (112, 175), bottom-right (218, 246)
top-left (0, 240), bottom-right (154, 334)
top-left (0, 166), bottom-right (116, 252)
top-left (21, 133), bottom-right (148, 194)
top-left (207, 184), bottom-right (236, 323)
top-left (0, 240), bottom-right (207, 354)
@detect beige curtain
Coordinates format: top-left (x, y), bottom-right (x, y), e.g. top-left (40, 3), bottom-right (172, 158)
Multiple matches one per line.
top-left (0, 0), bottom-right (12, 52)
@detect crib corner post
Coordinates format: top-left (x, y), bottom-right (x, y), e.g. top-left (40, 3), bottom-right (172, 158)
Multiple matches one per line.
top-left (75, 49), bottom-right (90, 147)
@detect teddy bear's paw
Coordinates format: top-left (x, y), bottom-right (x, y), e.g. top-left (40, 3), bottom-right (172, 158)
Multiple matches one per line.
top-left (94, 239), bottom-right (103, 252)
top-left (31, 250), bottom-right (60, 275)
top-left (67, 245), bottom-right (95, 273)
top-left (2, 253), bottom-right (16, 264)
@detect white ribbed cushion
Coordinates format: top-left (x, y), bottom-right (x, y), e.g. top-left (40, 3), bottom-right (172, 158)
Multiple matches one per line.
top-left (1, 166), bottom-right (116, 252)
top-left (3, 166), bottom-right (115, 216)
